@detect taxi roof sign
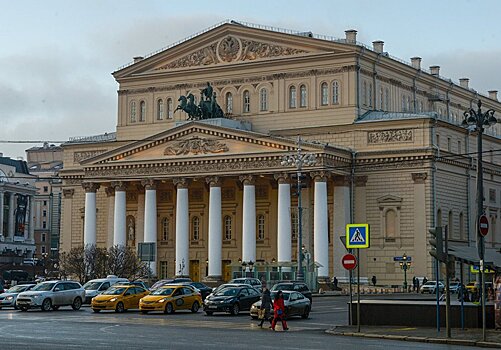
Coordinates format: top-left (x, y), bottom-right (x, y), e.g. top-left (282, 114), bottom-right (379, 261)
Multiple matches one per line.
top-left (346, 224), bottom-right (370, 249)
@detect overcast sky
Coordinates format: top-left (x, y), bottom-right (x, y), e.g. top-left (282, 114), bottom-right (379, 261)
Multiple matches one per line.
top-left (1, 0), bottom-right (500, 158)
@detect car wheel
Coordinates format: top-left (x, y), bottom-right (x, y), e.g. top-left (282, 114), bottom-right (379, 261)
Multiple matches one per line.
top-left (51, 305), bottom-right (60, 311)
top-left (41, 298), bottom-right (52, 312)
top-left (205, 311), bottom-right (213, 316)
top-left (165, 302), bottom-right (174, 314)
top-left (231, 303), bottom-right (240, 316)
top-left (72, 297), bottom-right (82, 311)
top-left (302, 306), bottom-right (310, 319)
top-left (92, 309), bottom-right (101, 313)
top-left (191, 301), bottom-right (200, 313)
top-left (19, 306), bottom-right (28, 312)
top-left (115, 302), bottom-right (125, 313)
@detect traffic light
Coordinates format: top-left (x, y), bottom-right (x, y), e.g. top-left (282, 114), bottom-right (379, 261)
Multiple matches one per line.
top-left (429, 226), bottom-right (446, 262)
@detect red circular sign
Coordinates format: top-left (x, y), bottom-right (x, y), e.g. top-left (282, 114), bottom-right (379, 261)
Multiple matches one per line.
top-left (342, 253), bottom-right (357, 270)
top-left (479, 215), bottom-right (489, 236)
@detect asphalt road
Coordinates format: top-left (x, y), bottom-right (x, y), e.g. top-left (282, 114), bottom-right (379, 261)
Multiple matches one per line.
top-left (0, 295), bottom-right (473, 350)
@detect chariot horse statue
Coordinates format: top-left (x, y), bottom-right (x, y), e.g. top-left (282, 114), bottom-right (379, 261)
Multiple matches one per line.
top-left (175, 82), bottom-right (225, 120)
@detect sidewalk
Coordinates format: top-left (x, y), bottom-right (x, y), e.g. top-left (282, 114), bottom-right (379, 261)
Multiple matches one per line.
top-left (326, 325), bottom-right (501, 348)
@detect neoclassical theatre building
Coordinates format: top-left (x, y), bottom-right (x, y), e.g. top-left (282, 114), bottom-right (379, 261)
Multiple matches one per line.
top-left (59, 21), bottom-right (501, 285)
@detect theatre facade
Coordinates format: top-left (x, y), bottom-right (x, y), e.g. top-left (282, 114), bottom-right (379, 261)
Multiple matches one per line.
top-left (59, 21), bottom-right (501, 285)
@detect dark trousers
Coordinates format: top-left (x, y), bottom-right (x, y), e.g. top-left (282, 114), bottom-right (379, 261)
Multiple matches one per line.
top-left (258, 308), bottom-right (271, 327)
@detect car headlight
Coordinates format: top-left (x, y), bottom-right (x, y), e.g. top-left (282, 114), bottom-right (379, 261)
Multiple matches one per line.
top-left (5, 296), bottom-right (13, 300)
top-left (110, 298), bottom-right (117, 302)
top-left (159, 298), bottom-right (167, 303)
top-left (33, 295), bottom-right (43, 299)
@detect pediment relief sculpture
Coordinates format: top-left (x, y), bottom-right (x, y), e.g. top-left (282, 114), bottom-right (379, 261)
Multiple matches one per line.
top-left (158, 35), bottom-right (308, 70)
top-left (163, 136), bottom-right (229, 156)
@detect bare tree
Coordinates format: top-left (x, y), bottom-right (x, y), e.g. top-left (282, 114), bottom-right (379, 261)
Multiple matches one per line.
top-left (106, 245), bottom-right (149, 280)
top-left (59, 245), bottom-right (108, 283)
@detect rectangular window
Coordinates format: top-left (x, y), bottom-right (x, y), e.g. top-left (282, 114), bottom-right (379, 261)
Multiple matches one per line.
top-left (457, 141), bottom-right (461, 154)
top-left (436, 134), bottom-right (440, 149)
top-left (447, 137), bottom-right (451, 152)
top-left (160, 261), bottom-right (168, 279)
top-left (42, 233), bottom-right (46, 242)
top-left (43, 200), bottom-right (47, 206)
top-left (489, 189), bottom-right (496, 203)
top-left (43, 210), bottom-right (47, 217)
top-left (43, 186), bottom-right (48, 193)
top-left (42, 221), bottom-right (47, 229)
top-left (41, 245), bottom-right (46, 254)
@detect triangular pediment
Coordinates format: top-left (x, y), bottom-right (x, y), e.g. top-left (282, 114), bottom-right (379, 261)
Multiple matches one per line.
top-left (114, 22), bottom-right (353, 77)
top-left (377, 194), bottom-right (403, 207)
top-left (81, 121), bottom-right (325, 167)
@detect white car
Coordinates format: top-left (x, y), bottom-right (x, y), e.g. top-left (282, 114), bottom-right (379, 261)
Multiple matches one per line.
top-left (0, 284), bottom-right (36, 309)
top-left (82, 276), bottom-right (129, 304)
top-left (16, 280), bottom-right (85, 311)
top-left (420, 281), bottom-right (444, 294)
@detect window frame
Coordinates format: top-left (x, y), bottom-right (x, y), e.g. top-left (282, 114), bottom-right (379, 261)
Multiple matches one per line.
top-left (299, 84), bottom-right (307, 108)
top-left (157, 99), bottom-right (164, 120)
top-left (259, 88), bottom-right (268, 111)
top-left (243, 90), bottom-right (250, 113)
top-left (224, 215), bottom-right (232, 241)
top-left (191, 216), bottom-right (200, 241)
top-left (320, 82), bottom-right (328, 106)
top-left (139, 100), bottom-right (146, 122)
top-left (289, 85), bottom-right (297, 108)
top-left (225, 92), bottom-right (233, 114)
top-left (332, 80), bottom-right (340, 105)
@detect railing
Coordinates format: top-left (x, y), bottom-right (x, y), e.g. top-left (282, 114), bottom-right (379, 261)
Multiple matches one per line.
top-left (67, 132), bottom-right (116, 144)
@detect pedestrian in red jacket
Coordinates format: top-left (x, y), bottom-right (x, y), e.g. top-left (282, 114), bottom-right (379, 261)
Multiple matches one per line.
top-left (271, 290), bottom-right (288, 331)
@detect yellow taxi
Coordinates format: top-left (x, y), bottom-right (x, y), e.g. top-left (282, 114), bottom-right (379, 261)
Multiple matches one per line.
top-left (139, 284), bottom-right (202, 314)
top-left (91, 284), bottom-right (149, 313)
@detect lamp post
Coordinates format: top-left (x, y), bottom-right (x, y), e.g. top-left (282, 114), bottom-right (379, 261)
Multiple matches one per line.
top-left (462, 100), bottom-right (496, 341)
top-left (399, 253), bottom-right (411, 292)
top-left (281, 136), bottom-right (316, 282)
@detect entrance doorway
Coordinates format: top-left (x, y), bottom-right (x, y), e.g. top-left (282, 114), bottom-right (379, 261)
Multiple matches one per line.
top-left (222, 260), bottom-right (232, 282)
top-left (190, 260), bottom-right (200, 281)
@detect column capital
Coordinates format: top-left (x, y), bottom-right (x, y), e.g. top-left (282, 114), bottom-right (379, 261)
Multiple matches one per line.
top-left (105, 186), bottom-right (115, 197)
top-left (82, 182), bottom-right (100, 193)
top-left (332, 175), bottom-right (351, 186)
top-left (63, 188), bottom-right (75, 198)
top-left (354, 175), bottom-right (368, 187)
top-left (173, 177), bottom-right (188, 189)
top-left (412, 172), bottom-right (428, 184)
top-left (273, 173), bottom-right (290, 184)
top-left (111, 181), bottom-right (127, 192)
top-left (239, 174), bottom-right (255, 186)
top-left (311, 170), bottom-right (329, 182)
top-left (141, 179), bottom-right (157, 190)
top-left (206, 176), bottom-right (221, 187)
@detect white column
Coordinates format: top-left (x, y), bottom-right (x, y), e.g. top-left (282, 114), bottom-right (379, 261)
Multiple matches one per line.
top-left (313, 173), bottom-right (329, 279)
top-left (275, 174), bottom-right (292, 263)
top-left (8, 192), bottom-right (15, 240)
top-left (105, 187), bottom-right (115, 248)
top-left (28, 195), bottom-right (35, 242)
top-left (174, 178), bottom-right (189, 277)
top-left (207, 177), bottom-right (222, 278)
top-left (83, 183), bottom-right (99, 246)
top-left (113, 181), bottom-right (127, 247)
top-left (0, 191), bottom-right (4, 238)
top-left (333, 176), bottom-right (351, 279)
top-left (143, 179), bottom-right (157, 275)
top-left (240, 175), bottom-right (256, 263)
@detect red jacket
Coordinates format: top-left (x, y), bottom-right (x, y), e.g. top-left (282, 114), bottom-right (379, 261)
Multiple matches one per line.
top-left (273, 297), bottom-right (285, 313)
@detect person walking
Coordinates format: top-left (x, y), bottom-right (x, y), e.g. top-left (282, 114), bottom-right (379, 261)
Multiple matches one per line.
top-left (371, 275), bottom-right (377, 287)
top-left (271, 290), bottom-right (288, 331)
top-left (258, 287), bottom-right (272, 328)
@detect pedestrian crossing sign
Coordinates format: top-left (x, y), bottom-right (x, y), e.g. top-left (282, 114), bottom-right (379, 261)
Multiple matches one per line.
top-left (346, 224), bottom-right (370, 249)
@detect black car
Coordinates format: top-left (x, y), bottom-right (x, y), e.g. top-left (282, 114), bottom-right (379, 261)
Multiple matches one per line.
top-left (271, 281), bottom-right (312, 306)
top-left (204, 285), bottom-right (261, 315)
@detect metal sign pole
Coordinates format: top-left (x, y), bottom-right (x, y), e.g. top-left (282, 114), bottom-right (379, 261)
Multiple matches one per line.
top-left (356, 248), bottom-right (361, 333)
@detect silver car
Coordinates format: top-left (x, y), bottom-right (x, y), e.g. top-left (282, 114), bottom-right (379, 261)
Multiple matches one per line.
top-left (16, 281), bottom-right (85, 311)
top-left (0, 284), bottom-right (36, 309)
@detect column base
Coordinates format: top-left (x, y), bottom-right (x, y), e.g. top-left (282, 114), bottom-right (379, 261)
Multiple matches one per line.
top-left (202, 275), bottom-right (224, 288)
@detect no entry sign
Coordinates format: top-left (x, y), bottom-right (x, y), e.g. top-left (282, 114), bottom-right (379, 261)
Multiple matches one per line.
top-left (479, 215), bottom-right (489, 237)
top-left (342, 253), bottom-right (357, 270)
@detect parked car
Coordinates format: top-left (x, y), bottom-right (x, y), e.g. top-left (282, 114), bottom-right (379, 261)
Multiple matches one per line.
top-left (420, 281), bottom-right (445, 294)
top-left (0, 284), bottom-right (36, 309)
top-left (250, 290), bottom-right (311, 319)
top-left (210, 283), bottom-right (257, 297)
top-left (171, 281), bottom-right (212, 300)
top-left (139, 285), bottom-right (202, 314)
top-left (122, 281), bottom-right (150, 290)
top-left (91, 285), bottom-right (149, 313)
top-left (204, 285), bottom-right (261, 315)
top-left (150, 278), bottom-right (192, 291)
top-left (270, 281), bottom-right (312, 305)
top-left (228, 278), bottom-right (263, 290)
top-left (16, 280), bottom-right (85, 311)
top-left (447, 282), bottom-right (463, 294)
top-left (82, 276), bottom-right (129, 304)
top-left (0, 280), bottom-right (4, 294)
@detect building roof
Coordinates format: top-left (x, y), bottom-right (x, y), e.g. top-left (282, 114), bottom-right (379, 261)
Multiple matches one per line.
top-left (356, 111), bottom-right (438, 123)
top-left (0, 156), bottom-right (30, 175)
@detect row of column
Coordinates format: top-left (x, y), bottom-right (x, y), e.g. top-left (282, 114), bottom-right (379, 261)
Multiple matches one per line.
top-left (0, 191), bottom-right (35, 242)
top-left (82, 172), bottom-right (349, 279)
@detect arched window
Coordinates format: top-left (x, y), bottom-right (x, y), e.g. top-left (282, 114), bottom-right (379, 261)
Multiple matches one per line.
top-left (259, 88), bottom-right (268, 111)
top-left (139, 101), bottom-right (146, 121)
top-left (448, 211), bottom-right (453, 238)
top-left (257, 214), bottom-right (265, 240)
top-left (321, 82), bottom-right (328, 105)
top-left (225, 92), bottom-right (233, 114)
top-left (332, 81), bottom-right (340, 105)
top-left (299, 85), bottom-right (307, 107)
top-left (385, 209), bottom-right (396, 238)
top-left (362, 81), bottom-right (367, 106)
top-left (291, 211), bottom-right (298, 240)
top-left (192, 216), bottom-right (200, 241)
top-left (243, 90), bottom-right (250, 113)
top-left (459, 212), bottom-right (464, 240)
top-left (289, 86), bottom-right (297, 108)
top-left (437, 209), bottom-right (442, 227)
top-left (385, 88), bottom-right (390, 110)
top-left (157, 99), bottom-right (164, 120)
top-left (161, 217), bottom-right (169, 241)
top-left (130, 101), bottom-right (137, 122)
top-left (224, 215), bottom-right (232, 240)
top-left (368, 83), bottom-right (373, 108)
top-left (167, 98), bottom-right (173, 119)
top-left (379, 86), bottom-right (384, 110)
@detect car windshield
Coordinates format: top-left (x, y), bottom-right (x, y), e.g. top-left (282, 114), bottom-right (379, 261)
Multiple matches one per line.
top-left (271, 284), bottom-right (293, 291)
top-left (7, 285), bottom-right (29, 293)
top-left (215, 288), bottom-right (239, 297)
top-left (83, 282), bottom-right (102, 290)
top-left (31, 283), bottom-right (56, 291)
top-left (228, 279), bottom-right (245, 284)
top-left (151, 280), bottom-right (171, 290)
top-left (102, 287), bottom-right (126, 295)
top-left (151, 288), bottom-right (174, 296)
top-left (270, 292), bottom-right (290, 300)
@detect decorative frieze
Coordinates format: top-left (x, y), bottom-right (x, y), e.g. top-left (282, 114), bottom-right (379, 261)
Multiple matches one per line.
top-left (74, 150), bottom-right (107, 163)
top-left (367, 129), bottom-right (413, 144)
top-left (164, 136), bottom-right (229, 156)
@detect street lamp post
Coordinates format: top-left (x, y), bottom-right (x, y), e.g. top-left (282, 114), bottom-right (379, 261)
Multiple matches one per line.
top-left (281, 136), bottom-right (316, 282)
top-left (399, 253), bottom-right (411, 292)
top-left (462, 100), bottom-right (497, 341)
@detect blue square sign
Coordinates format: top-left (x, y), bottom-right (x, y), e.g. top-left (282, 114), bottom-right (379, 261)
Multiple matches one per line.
top-left (346, 224), bottom-right (370, 249)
